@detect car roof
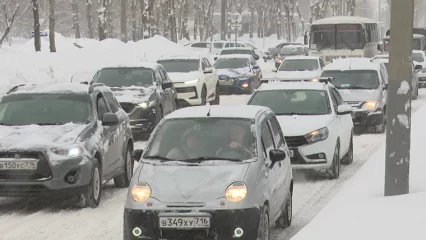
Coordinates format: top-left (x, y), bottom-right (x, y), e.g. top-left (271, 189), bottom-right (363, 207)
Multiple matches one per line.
top-left (282, 56), bottom-right (320, 60)
top-left (157, 54), bottom-right (201, 61)
top-left (312, 16), bottom-right (377, 25)
top-left (323, 58), bottom-right (381, 71)
top-left (216, 54), bottom-right (252, 60)
top-left (221, 47), bottom-right (252, 51)
top-left (101, 61), bottom-right (159, 70)
top-left (164, 105), bottom-right (270, 120)
top-left (9, 83), bottom-right (91, 95)
top-left (282, 44), bottom-right (305, 49)
top-left (413, 50), bottom-right (425, 54)
top-left (257, 81), bottom-right (328, 91)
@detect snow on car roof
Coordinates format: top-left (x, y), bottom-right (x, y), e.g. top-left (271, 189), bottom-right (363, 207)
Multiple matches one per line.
top-left (102, 61), bottom-right (159, 70)
top-left (11, 83), bottom-right (90, 95)
top-left (413, 50), bottom-right (425, 54)
top-left (165, 105), bottom-right (269, 120)
top-left (221, 47), bottom-right (252, 51)
top-left (158, 54), bottom-right (201, 60)
top-left (216, 54), bottom-right (252, 60)
top-left (281, 56), bottom-right (321, 60)
top-left (282, 44), bottom-right (305, 49)
top-left (257, 81), bottom-right (327, 91)
top-left (323, 58), bottom-right (381, 71)
top-left (312, 16), bottom-right (377, 25)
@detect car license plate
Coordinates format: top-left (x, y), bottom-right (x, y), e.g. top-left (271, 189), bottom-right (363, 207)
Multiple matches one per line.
top-left (159, 216), bottom-right (210, 229)
top-left (219, 80), bottom-right (234, 86)
top-left (288, 150), bottom-right (294, 158)
top-left (0, 160), bottom-right (38, 170)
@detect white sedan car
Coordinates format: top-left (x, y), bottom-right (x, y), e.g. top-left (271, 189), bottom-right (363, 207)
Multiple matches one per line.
top-left (272, 56), bottom-right (325, 81)
top-left (412, 50), bottom-right (426, 87)
top-left (157, 55), bottom-right (219, 107)
top-left (247, 80), bottom-right (354, 179)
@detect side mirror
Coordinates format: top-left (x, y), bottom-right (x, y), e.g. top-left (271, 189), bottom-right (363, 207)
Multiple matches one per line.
top-left (102, 112), bottom-right (119, 126)
top-left (162, 82), bottom-right (173, 89)
top-left (383, 83), bottom-right (388, 90)
top-left (214, 56), bottom-right (218, 61)
top-left (269, 149), bottom-right (286, 168)
top-left (337, 104), bottom-right (353, 115)
top-left (81, 81), bottom-right (88, 85)
top-left (415, 64), bottom-right (423, 70)
top-left (204, 67), bottom-right (213, 74)
top-left (272, 68), bottom-right (277, 72)
top-left (254, 54), bottom-right (260, 60)
top-left (252, 65), bottom-right (260, 70)
top-left (132, 149), bottom-right (143, 161)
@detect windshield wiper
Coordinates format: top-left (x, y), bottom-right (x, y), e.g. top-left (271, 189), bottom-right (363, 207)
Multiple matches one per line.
top-left (0, 122), bottom-right (12, 126)
top-left (276, 112), bottom-right (321, 116)
top-left (341, 86), bottom-right (370, 89)
top-left (340, 38), bottom-right (354, 51)
top-left (185, 157), bottom-right (242, 162)
top-left (35, 122), bottom-right (64, 126)
top-left (144, 155), bottom-right (173, 161)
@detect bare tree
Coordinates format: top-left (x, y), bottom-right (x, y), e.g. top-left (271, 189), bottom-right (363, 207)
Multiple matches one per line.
top-left (86, 0), bottom-right (94, 38)
top-left (120, 0), bottom-right (127, 42)
top-left (295, 0), bottom-right (305, 34)
top-left (130, 0), bottom-right (137, 41)
top-left (32, 0), bottom-right (41, 51)
top-left (48, 0), bottom-right (55, 52)
top-left (97, 0), bottom-right (107, 40)
top-left (167, 0), bottom-right (177, 42)
top-left (71, 0), bottom-right (80, 38)
top-left (247, 0), bottom-right (255, 38)
top-left (0, 0), bottom-right (28, 47)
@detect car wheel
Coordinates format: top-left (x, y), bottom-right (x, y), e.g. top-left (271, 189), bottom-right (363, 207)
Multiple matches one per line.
top-left (342, 133), bottom-right (354, 165)
top-left (79, 159), bottom-right (102, 208)
top-left (329, 143), bottom-right (340, 179)
top-left (209, 84), bottom-right (220, 105)
top-left (114, 145), bottom-right (134, 188)
top-left (201, 86), bottom-right (207, 105)
top-left (413, 87), bottom-right (419, 100)
top-left (257, 205), bottom-right (270, 240)
top-left (375, 109), bottom-right (386, 134)
top-left (275, 189), bottom-right (292, 229)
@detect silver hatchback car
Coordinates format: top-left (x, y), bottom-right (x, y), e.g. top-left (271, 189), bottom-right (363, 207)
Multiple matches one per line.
top-left (124, 105), bottom-right (293, 240)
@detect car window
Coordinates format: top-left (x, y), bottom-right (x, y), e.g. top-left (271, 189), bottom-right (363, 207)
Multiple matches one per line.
top-left (201, 60), bottom-right (206, 70)
top-left (154, 70), bottom-right (163, 84)
top-left (191, 43), bottom-right (210, 48)
top-left (278, 59), bottom-right (319, 71)
top-left (203, 58), bottom-right (211, 68)
top-left (157, 59), bottom-right (199, 73)
top-left (92, 68), bottom-right (155, 88)
top-left (261, 120), bottom-right (275, 158)
top-left (331, 87), bottom-right (344, 105)
top-left (322, 70), bottom-right (380, 89)
top-left (319, 58), bottom-right (325, 68)
top-left (97, 95), bottom-right (110, 120)
top-left (268, 115), bottom-right (284, 147)
top-left (103, 91), bottom-right (120, 113)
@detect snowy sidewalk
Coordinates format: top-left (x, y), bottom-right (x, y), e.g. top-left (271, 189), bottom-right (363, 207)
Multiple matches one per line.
top-left (290, 103), bottom-right (426, 240)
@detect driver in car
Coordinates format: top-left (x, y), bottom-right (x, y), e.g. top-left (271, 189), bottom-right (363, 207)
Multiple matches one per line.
top-left (216, 123), bottom-right (253, 159)
top-left (166, 126), bottom-right (204, 160)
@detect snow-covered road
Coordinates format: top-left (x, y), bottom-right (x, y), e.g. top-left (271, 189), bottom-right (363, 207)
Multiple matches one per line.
top-left (0, 63), bottom-right (425, 239)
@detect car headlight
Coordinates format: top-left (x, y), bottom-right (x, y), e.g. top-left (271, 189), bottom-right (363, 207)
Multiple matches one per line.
top-left (184, 79), bottom-right (199, 85)
top-left (362, 100), bottom-right (379, 111)
top-left (137, 100), bottom-right (156, 109)
top-left (305, 127), bottom-right (329, 144)
top-left (225, 182), bottom-right (247, 202)
top-left (132, 182), bottom-right (151, 202)
top-left (51, 145), bottom-right (85, 158)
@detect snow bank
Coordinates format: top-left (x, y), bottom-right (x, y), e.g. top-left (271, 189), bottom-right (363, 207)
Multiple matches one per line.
top-left (0, 35), bottom-right (194, 95)
top-left (291, 104), bottom-right (426, 240)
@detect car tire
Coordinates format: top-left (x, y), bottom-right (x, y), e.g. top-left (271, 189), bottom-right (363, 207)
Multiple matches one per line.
top-left (114, 145), bottom-right (134, 188)
top-left (201, 86), bottom-right (207, 105)
top-left (329, 143), bottom-right (340, 179)
top-left (79, 159), bottom-right (102, 208)
top-left (210, 84), bottom-right (220, 105)
top-left (275, 189), bottom-right (292, 229)
top-left (257, 205), bottom-right (270, 240)
top-left (413, 87), bottom-right (419, 100)
top-left (342, 133), bottom-right (354, 165)
top-left (375, 109), bottom-right (386, 134)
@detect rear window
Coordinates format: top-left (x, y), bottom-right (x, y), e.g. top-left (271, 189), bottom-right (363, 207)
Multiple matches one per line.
top-left (93, 68), bottom-right (154, 88)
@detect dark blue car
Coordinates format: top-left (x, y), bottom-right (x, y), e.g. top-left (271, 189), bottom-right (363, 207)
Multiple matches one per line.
top-left (213, 54), bottom-right (262, 94)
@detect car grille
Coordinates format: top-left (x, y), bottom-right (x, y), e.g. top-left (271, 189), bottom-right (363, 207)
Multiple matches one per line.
top-left (176, 87), bottom-right (196, 93)
top-left (120, 102), bottom-right (135, 113)
top-left (285, 136), bottom-right (308, 148)
top-left (0, 151), bottom-right (52, 181)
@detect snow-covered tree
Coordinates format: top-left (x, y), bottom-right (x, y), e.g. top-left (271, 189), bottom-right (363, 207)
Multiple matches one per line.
top-left (0, 0), bottom-right (29, 47)
top-left (32, 0), bottom-right (41, 51)
top-left (48, 0), bottom-right (56, 52)
top-left (97, 0), bottom-right (107, 40)
top-left (86, 0), bottom-right (94, 38)
top-left (120, 0), bottom-right (127, 42)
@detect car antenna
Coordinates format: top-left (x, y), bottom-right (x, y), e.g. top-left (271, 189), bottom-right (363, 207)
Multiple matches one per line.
top-left (206, 105), bottom-right (211, 117)
top-left (70, 76), bottom-right (73, 83)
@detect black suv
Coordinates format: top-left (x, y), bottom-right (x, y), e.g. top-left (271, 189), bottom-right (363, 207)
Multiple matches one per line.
top-left (89, 63), bottom-right (177, 138)
top-left (0, 83), bottom-right (134, 208)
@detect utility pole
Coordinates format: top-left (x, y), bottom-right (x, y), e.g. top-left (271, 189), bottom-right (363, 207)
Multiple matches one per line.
top-left (221, 0), bottom-right (226, 40)
top-left (384, 0), bottom-right (414, 196)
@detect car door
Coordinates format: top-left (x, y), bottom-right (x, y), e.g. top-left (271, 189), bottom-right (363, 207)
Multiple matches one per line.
top-left (158, 67), bottom-right (175, 114)
top-left (329, 87), bottom-right (348, 154)
top-left (202, 58), bottom-right (215, 99)
top-left (103, 91), bottom-right (127, 172)
top-left (260, 117), bottom-right (280, 220)
top-left (96, 93), bottom-right (116, 176)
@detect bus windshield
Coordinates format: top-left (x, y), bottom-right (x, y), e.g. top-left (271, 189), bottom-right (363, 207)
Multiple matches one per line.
top-left (310, 24), bottom-right (364, 50)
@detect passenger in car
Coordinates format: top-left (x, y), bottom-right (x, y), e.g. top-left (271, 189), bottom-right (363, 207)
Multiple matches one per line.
top-left (217, 123), bottom-right (253, 159)
top-left (166, 126), bottom-right (204, 160)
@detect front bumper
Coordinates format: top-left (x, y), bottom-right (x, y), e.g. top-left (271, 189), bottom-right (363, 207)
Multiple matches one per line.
top-left (352, 109), bottom-right (384, 127)
top-left (127, 105), bottom-right (158, 133)
top-left (174, 82), bottom-right (203, 107)
top-left (123, 207), bottom-right (260, 240)
top-left (218, 77), bottom-right (253, 94)
top-left (418, 75), bottom-right (426, 87)
top-left (0, 151), bottom-right (92, 197)
top-left (287, 136), bottom-right (334, 170)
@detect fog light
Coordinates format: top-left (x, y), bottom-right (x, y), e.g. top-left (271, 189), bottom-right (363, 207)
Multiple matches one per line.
top-left (64, 170), bottom-right (79, 184)
top-left (234, 228), bottom-right (243, 237)
top-left (241, 83), bottom-right (248, 88)
top-left (318, 153), bottom-right (325, 158)
top-left (132, 227), bottom-right (142, 237)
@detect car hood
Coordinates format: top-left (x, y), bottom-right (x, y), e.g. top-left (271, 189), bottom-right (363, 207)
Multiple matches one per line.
top-left (274, 70), bottom-right (322, 80)
top-left (277, 115), bottom-right (333, 136)
top-left (217, 67), bottom-right (250, 78)
top-left (0, 123), bottom-right (87, 151)
top-left (167, 71), bottom-right (203, 83)
top-left (338, 89), bottom-right (380, 102)
top-left (110, 86), bottom-right (155, 104)
top-left (138, 162), bottom-right (250, 202)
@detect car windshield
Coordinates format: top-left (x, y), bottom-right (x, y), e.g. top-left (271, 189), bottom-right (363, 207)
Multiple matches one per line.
top-left (280, 47), bottom-right (305, 55)
top-left (383, 62), bottom-right (389, 72)
top-left (322, 70), bottom-right (380, 89)
top-left (214, 58), bottom-right (249, 69)
top-left (144, 118), bottom-right (255, 161)
top-left (221, 49), bottom-right (251, 55)
top-left (248, 89), bottom-right (330, 115)
top-left (412, 52), bottom-right (424, 62)
top-left (93, 68), bottom-right (154, 88)
top-left (278, 59), bottom-right (319, 71)
top-left (157, 59), bottom-right (199, 73)
top-left (213, 42), bottom-right (224, 48)
top-left (413, 39), bottom-right (422, 50)
top-left (310, 24), bottom-right (364, 50)
top-left (0, 94), bottom-right (91, 126)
